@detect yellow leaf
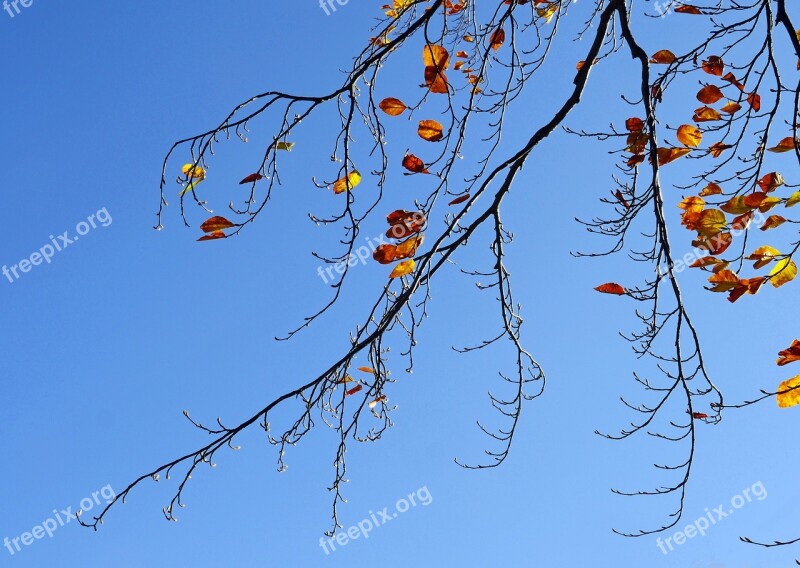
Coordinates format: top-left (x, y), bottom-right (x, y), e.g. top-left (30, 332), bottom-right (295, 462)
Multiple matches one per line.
top-left (182, 164), bottom-right (206, 179)
top-left (276, 142), bottom-right (295, 151)
top-left (777, 376), bottom-right (800, 408)
top-left (769, 258), bottom-right (798, 288)
top-left (389, 259), bottom-right (416, 279)
top-left (677, 124), bottom-right (703, 148)
top-left (418, 120), bottom-right (444, 142)
top-left (332, 170), bottom-right (362, 194)
top-left (786, 192), bottom-right (800, 208)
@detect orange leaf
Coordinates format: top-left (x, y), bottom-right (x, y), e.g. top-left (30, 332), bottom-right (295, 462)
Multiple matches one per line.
top-left (357, 366), bottom-right (375, 374)
top-left (696, 85), bottom-right (723, 104)
top-left (746, 92), bottom-right (761, 111)
top-left (402, 153), bottom-right (430, 174)
top-left (768, 137), bottom-right (799, 153)
top-left (760, 215), bottom-right (787, 231)
top-left (418, 119), bottom-right (444, 142)
top-left (373, 244), bottom-right (398, 265)
top-left (346, 384), bottom-right (363, 396)
top-left (693, 106), bottom-right (722, 122)
top-left (709, 142), bottom-right (732, 158)
top-left (379, 97), bottom-right (408, 116)
top-left (677, 124), bottom-right (703, 148)
top-left (777, 340), bottom-right (800, 366)
top-left (594, 283), bottom-right (626, 295)
top-left (650, 50), bottom-right (677, 64)
top-left (656, 147), bottom-right (691, 165)
top-left (490, 28), bottom-right (505, 51)
top-left (702, 56), bottom-right (724, 76)
top-left (757, 172), bottom-right (785, 192)
top-left (720, 101), bottom-right (741, 114)
top-left (625, 117), bottom-right (645, 133)
top-left (197, 230), bottom-right (227, 242)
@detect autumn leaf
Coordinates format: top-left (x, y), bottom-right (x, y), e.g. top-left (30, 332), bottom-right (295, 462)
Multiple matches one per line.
top-left (699, 183), bottom-right (723, 196)
top-left (722, 72), bottom-right (745, 91)
top-left (650, 50), bottom-right (677, 64)
top-left (402, 153), bottom-right (430, 174)
top-left (678, 196), bottom-right (705, 213)
top-left (747, 246), bottom-right (781, 269)
top-left (182, 163), bottom-right (206, 179)
top-left (490, 28), bottom-right (505, 51)
top-left (394, 234), bottom-right (423, 259)
top-left (709, 142), bottom-right (732, 158)
top-left (389, 259), bottom-right (416, 278)
top-left (200, 216), bottom-right (235, 233)
top-left (595, 283), bottom-right (626, 295)
top-left (746, 92), bottom-right (761, 111)
top-left (786, 192), bottom-right (800, 208)
top-left (373, 244), bottom-right (398, 264)
top-left (368, 395), bottom-right (388, 409)
top-left (769, 258), bottom-right (798, 288)
top-left (693, 106), bottom-right (722, 122)
top-left (379, 97), bottom-right (408, 116)
top-left (656, 147), bottom-right (691, 165)
top-left (239, 173), bottom-right (263, 184)
top-left (423, 44), bottom-right (450, 94)
top-left (757, 172), bottom-right (784, 192)
top-left (346, 384), bottom-right (363, 396)
top-left (768, 137), bottom-right (799, 153)
top-left (707, 269), bottom-right (739, 292)
top-left (692, 412), bottom-right (709, 419)
top-left (357, 366), bottom-right (374, 374)
top-left (701, 56), bottom-right (724, 76)
top-left (693, 232), bottom-right (732, 255)
top-left (676, 4), bottom-right (703, 14)
top-left (625, 117), bottom-right (644, 133)
top-left (336, 375), bottom-right (354, 384)
top-left (418, 119), bottom-right (444, 142)
top-left (332, 170), bottom-right (362, 194)
top-left (720, 101), bottom-right (741, 115)
top-left (696, 85), bottom-right (723, 104)
top-left (677, 124), bottom-right (703, 148)
top-left (777, 340), bottom-right (800, 367)
top-left (760, 215), bottom-right (787, 231)
top-left (276, 141), bottom-right (295, 151)
top-left (197, 230), bottom-right (227, 242)
top-left (776, 376), bottom-right (800, 409)
top-left (448, 194), bottom-right (470, 206)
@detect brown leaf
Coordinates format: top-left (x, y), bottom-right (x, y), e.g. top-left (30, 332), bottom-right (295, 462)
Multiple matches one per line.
top-left (200, 216), bottom-right (235, 233)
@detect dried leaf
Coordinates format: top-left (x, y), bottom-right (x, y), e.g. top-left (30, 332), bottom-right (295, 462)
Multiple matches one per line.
top-left (379, 97), bottom-right (408, 116)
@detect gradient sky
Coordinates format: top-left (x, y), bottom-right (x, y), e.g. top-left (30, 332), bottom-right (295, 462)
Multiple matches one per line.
top-left (1, 1), bottom-right (798, 567)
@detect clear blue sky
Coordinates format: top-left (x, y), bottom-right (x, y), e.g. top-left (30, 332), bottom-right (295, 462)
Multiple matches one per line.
top-left (1, 1), bottom-right (798, 566)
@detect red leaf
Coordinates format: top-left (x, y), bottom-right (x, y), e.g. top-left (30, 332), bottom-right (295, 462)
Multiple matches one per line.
top-left (595, 283), bottom-right (626, 295)
top-left (239, 173), bottom-right (264, 185)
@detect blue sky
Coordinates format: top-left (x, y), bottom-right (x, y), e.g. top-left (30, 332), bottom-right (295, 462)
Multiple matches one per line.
top-left (1, 1), bottom-right (798, 566)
